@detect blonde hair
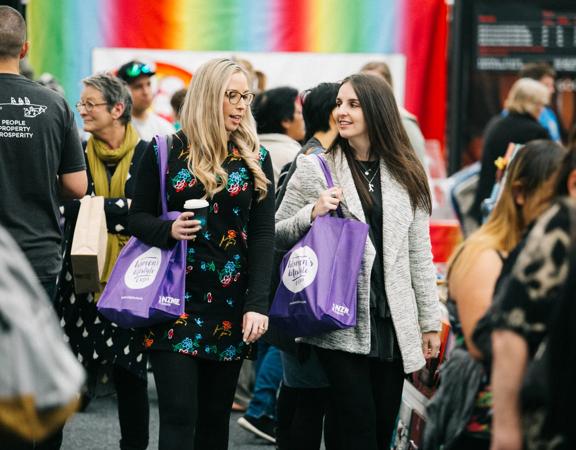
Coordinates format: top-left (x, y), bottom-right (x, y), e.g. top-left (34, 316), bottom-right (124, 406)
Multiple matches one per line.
top-left (180, 58), bottom-right (269, 200)
top-left (449, 140), bottom-right (565, 278)
top-left (233, 57), bottom-right (267, 93)
top-left (504, 77), bottom-right (550, 118)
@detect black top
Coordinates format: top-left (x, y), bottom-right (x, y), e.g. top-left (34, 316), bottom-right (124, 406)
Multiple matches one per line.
top-left (0, 73), bottom-right (85, 281)
top-left (352, 159), bottom-right (399, 361)
top-left (128, 131), bottom-right (275, 361)
top-left (472, 112), bottom-right (549, 223)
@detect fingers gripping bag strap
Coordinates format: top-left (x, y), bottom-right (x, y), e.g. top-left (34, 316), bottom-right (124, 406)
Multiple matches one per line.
top-left (314, 154), bottom-right (344, 218)
top-left (154, 134), bottom-right (173, 217)
top-left (315, 154), bottom-right (335, 188)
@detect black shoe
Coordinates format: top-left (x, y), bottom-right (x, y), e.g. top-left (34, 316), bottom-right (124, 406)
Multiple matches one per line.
top-left (237, 415), bottom-right (277, 444)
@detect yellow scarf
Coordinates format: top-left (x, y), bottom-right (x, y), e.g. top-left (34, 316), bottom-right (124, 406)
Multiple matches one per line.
top-left (86, 123), bottom-right (139, 289)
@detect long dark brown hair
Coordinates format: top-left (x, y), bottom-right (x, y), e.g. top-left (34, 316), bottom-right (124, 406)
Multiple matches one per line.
top-left (328, 74), bottom-right (431, 214)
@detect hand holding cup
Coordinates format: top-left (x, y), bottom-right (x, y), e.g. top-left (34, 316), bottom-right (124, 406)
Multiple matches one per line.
top-left (171, 212), bottom-right (202, 241)
top-left (171, 199), bottom-right (209, 241)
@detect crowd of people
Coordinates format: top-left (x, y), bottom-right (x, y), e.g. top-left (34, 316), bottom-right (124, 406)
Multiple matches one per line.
top-left (1, 4), bottom-right (575, 450)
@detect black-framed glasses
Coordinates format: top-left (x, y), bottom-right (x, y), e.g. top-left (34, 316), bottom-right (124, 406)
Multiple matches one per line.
top-left (125, 63), bottom-right (154, 79)
top-left (225, 90), bottom-right (255, 105)
top-left (75, 101), bottom-right (108, 113)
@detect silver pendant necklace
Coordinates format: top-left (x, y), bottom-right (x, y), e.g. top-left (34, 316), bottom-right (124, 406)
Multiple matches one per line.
top-left (358, 162), bottom-right (380, 192)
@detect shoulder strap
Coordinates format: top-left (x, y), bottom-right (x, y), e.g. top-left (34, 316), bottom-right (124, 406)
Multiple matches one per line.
top-left (155, 134), bottom-right (173, 216)
top-left (314, 154), bottom-right (334, 188)
top-left (314, 154), bottom-right (343, 218)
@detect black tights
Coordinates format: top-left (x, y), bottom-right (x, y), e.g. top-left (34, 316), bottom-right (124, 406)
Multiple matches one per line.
top-left (316, 349), bottom-right (405, 450)
top-left (150, 351), bottom-right (242, 450)
top-left (276, 385), bottom-right (338, 450)
top-left (112, 364), bottom-right (149, 450)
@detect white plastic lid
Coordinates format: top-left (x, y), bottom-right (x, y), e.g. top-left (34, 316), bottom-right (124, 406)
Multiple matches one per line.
top-left (183, 199), bottom-right (209, 209)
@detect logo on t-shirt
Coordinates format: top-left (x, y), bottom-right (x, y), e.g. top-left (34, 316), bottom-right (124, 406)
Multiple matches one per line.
top-left (124, 247), bottom-right (163, 289)
top-left (1, 97), bottom-right (47, 117)
top-left (282, 245), bottom-right (318, 293)
top-left (0, 96), bottom-right (46, 139)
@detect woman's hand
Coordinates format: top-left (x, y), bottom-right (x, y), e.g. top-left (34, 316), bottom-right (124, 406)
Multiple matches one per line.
top-left (170, 212), bottom-right (202, 241)
top-left (242, 312), bottom-right (269, 344)
top-left (311, 187), bottom-right (343, 220)
top-left (422, 331), bottom-right (441, 359)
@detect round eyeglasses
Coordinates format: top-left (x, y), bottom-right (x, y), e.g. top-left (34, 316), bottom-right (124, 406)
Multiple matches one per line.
top-left (225, 90), bottom-right (255, 106)
top-left (75, 101), bottom-right (108, 113)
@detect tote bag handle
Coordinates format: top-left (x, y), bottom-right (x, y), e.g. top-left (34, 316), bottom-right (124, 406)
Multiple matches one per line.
top-left (154, 134), bottom-right (173, 217)
top-left (314, 154), bottom-right (344, 218)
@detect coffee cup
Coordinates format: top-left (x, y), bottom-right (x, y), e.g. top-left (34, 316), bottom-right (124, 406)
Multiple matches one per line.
top-left (183, 199), bottom-right (209, 228)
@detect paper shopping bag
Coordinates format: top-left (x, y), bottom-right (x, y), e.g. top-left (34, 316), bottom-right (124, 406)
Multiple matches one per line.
top-left (70, 196), bottom-right (108, 294)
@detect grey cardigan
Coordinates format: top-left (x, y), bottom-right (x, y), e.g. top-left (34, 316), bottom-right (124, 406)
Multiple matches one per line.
top-left (275, 152), bottom-right (440, 374)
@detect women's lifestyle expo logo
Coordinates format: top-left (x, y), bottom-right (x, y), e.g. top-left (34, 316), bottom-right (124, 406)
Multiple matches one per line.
top-left (282, 246), bottom-right (318, 293)
top-left (124, 247), bottom-right (163, 289)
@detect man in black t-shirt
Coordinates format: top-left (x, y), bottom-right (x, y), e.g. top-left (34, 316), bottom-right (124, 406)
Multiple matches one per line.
top-left (0, 6), bottom-right (87, 301)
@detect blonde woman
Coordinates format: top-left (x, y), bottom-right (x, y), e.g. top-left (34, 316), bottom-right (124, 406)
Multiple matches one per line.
top-left (446, 140), bottom-right (565, 449)
top-left (472, 78), bottom-right (551, 224)
top-left (129, 58), bottom-right (275, 450)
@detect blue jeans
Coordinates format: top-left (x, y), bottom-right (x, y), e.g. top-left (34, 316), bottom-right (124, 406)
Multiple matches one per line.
top-left (246, 344), bottom-right (282, 420)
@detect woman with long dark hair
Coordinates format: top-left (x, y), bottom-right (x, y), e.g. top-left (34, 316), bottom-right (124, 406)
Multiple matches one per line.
top-left (276, 74), bottom-right (440, 449)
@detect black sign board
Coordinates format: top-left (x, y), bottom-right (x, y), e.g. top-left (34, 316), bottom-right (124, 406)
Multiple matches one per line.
top-left (475, 3), bottom-right (576, 72)
top-left (448, 0), bottom-right (576, 174)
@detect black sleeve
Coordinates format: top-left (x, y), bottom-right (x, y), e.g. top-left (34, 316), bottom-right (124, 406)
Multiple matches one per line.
top-left (534, 124), bottom-right (551, 140)
top-left (473, 119), bottom-right (501, 221)
top-left (58, 104), bottom-right (86, 174)
top-left (244, 151), bottom-right (276, 315)
top-left (127, 140), bottom-right (176, 249)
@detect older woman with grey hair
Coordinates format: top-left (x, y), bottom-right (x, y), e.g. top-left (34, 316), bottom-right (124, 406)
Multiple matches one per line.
top-left (56, 73), bottom-right (150, 450)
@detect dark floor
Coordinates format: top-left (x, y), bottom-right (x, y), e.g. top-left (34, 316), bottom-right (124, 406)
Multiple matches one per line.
top-left (61, 375), bottom-right (275, 450)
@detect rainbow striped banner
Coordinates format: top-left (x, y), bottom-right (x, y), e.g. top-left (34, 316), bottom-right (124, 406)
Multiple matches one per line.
top-left (27, 0), bottom-right (446, 143)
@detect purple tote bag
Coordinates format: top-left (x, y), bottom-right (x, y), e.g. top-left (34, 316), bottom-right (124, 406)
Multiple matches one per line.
top-left (269, 155), bottom-right (369, 337)
top-left (97, 135), bottom-right (186, 329)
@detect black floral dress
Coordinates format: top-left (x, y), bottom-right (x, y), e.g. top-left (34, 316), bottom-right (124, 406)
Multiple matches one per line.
top-left (129, 131), bottom-right (275, 362)
top-left (56, 140), bottom-right (148, 383)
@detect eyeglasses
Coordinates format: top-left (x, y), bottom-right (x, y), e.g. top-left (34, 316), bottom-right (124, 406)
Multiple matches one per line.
top-left (124, 63), bottom-right (154, 79)
top-left (75, 101), bottom-right (108, 113)
top-left (225, 90), bottom-right (255, 105)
